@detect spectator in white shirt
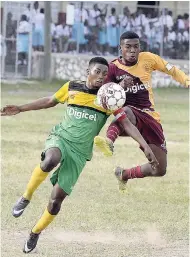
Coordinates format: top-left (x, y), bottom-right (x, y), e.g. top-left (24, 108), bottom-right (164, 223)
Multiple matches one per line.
top-left (177, 15), bottom-right (185, 30)
top-left (17, 15), bottom-right (31, 65)
top-left (32, 8), bottom-right (44, 51)
top-left (107, 7), bottom-right (118, 27)
top-left (31, 1), bottom-right (40, 20)
top-left (134, 9), bottom-right (147, 37)
top-left (74, 7), bottom-right (88, 23)
top-left (183, 29), bottom-right (189, 42)
top-left (88, 4), bottom-right (106, 54)
top-left (55, 22), bottom-right (71, 52)
top-left (119, 7), bottom-right (132, 33)
top-left (176, 31), bottom-right (183, 42)
top-left (33, 8), bottom-right (44, 31)
top-left (183, 13), bottom-right (189, 30)
top-left (147, 22), bottom-right (158, 52)
top-left (88, 4), bottom-right (101, 27)
top-left (107, 8), bottom-right (119, 55)
top-left (159, 9), bottom-right (173, 30)
top-left (168, 28), bottom-right (176, 42)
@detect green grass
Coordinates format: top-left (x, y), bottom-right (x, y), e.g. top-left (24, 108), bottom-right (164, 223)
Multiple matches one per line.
top-left (1, 83), bottom-right (189, 257)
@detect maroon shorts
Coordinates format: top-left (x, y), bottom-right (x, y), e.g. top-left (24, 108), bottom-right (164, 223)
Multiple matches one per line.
top-left (130, 107), bottom-right (167, 153)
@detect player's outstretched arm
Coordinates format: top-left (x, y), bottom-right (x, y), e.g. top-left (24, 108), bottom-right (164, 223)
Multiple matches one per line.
top-left (153, 54), bottom-right (189, 87)
top-left (119, 116), bottom-right (159, 168)
top-left (1, 96), bottom-right (58, 116)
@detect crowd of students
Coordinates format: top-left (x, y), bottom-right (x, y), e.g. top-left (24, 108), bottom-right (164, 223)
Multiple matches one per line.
top-left (1, 1), bottom-right (189, 66)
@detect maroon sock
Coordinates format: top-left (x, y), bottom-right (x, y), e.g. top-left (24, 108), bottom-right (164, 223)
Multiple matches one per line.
top-left (122, 166), bottom-right (144, 181)
top-left (106, 123), bottom-right (122, 143)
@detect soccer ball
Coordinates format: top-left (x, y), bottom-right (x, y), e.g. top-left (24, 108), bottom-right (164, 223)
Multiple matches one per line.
top-left (96, 82), bottom-right (126, 111)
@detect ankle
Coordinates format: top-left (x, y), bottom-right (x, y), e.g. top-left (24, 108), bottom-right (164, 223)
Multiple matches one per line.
top-left (23, 192), bottom-right (32, 201)
top-left (123, 166), bottom-right (144, 180)
top-left (106, 137), bottom-right (113, 144)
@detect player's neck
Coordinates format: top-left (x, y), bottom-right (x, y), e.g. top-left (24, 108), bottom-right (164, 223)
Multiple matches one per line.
top-left (86, 80), bottom-right (94, 89)
top-left (86, 82), bottom-right (92, 89)
top-left (121, 57), bottom-right (137, 66)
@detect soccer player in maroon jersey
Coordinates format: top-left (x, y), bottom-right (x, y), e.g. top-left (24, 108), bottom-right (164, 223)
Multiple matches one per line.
top-left (94, 31), bottom-right (189, 192)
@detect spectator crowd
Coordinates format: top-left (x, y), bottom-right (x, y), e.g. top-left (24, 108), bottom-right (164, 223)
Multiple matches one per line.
top-left (1, 1), bottom-right (189, 66)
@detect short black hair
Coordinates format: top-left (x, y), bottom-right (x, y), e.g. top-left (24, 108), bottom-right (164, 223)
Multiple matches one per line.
top-left (120, 31), bottom-right (139, 42)
top-left (89, 57), bottom-right (109, 68)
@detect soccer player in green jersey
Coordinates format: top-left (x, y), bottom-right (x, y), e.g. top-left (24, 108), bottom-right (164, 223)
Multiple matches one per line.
top-left (1, 57), bottom-right (158, 253)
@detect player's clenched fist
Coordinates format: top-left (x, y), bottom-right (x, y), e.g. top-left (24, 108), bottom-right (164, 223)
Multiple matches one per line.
top-left (119, 75), bottom-right (134, 89)
top-left (1, 105), bottom-right (20, 116)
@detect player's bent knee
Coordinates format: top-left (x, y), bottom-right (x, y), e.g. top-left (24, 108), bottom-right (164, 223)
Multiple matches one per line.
top-left (48, 199), bottom-right (63, 215)
top-left (40, 151), bottom-right (61, 172)
top-left (157, 168), bottom-right (166, 176)
top-left (152, 167), bottom-right (167, 177)
top-left (41, 157), bottom-right (59, 172)
top-left (122, 106), bottom-right (136, 125)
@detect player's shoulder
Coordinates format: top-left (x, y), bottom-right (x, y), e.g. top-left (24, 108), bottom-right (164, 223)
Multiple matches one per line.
top-left (68, 80), bottom-right (86, 90)
top-left (139, 52), bottom-right (159, 66)
top-left (109, 58), bottom-right (119, 66)
top-left (108, 58), bottom-right (120, 72)
top-left (139, 51), bottom-right (157, 60)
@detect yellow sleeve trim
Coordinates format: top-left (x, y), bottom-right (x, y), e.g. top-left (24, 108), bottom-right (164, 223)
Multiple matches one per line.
top-left (54, 81), bottom-right (70, 103)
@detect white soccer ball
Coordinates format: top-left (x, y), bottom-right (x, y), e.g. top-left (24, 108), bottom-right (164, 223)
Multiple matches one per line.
top-left (97, 82), bottom-right (126, 111)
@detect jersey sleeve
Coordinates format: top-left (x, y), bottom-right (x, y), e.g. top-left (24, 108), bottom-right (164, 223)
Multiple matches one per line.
top-left (113, 108), bottom-right (127, 121)
top-left (53, 81), bottom-right (70, 103)
top-left (104, 63), bottom-right (117, 83)
top-left (151, 53), bottom-right (189, 87)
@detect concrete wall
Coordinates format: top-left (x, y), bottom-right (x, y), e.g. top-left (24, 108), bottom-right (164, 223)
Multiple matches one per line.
top-left (32, 52), bottom-right (189, 88)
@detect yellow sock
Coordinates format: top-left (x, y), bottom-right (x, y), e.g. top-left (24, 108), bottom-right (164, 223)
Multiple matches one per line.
top-left (23, 164), bottom-right (49, 200)
top-left (32, 208), bottom-right (56, 234)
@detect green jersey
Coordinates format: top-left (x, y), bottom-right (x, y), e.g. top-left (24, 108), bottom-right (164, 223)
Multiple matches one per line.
top-left (52, 80), bottom-right (111, 160)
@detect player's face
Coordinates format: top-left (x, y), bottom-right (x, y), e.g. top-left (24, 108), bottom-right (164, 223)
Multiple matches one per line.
top-left (120, 39), bottom-right (140, 63)
top-left (87, 64), bottom-right (108, 88)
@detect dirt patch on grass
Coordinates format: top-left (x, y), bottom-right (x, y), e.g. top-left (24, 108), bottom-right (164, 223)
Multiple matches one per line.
top-left (1, 229), bottom-right (188, 257)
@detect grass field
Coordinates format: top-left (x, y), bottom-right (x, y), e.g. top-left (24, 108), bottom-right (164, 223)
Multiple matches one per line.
top-left (1, 82), bottom-right (189, 257)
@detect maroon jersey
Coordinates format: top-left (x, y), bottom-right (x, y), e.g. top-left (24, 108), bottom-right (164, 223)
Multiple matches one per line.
top-left (105, 52), bottom-right (189, 123)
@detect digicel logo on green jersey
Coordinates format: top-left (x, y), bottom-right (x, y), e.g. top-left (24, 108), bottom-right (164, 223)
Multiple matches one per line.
top-left (67, 107), bottom-right (97, 121)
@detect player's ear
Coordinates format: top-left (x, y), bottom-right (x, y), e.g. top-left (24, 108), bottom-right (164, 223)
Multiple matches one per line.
top-left (86, 68), bottom-right (90, 75)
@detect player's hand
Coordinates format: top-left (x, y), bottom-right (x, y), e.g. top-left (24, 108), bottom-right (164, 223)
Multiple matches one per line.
top-left (1, 105), bottom-right (21, 116)
top-left (143, 146), bottom-right (159, 170)
top-left (119, 75), bottom-right (134, 89)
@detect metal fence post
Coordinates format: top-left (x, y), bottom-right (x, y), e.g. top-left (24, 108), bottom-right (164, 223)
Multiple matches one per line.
top-left (44, 1), bottom-right (52, 82)
top-left (27, 1), bottom-right (33, 79)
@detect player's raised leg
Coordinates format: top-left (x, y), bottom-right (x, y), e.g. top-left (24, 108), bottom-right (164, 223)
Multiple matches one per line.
top-left (12, 147), bottom-right (61, 218)
top-left (23, 183), bottom-right (67, 253)
top-left (95, 106), bottom-right (167, 192)
top-left (115, 144), bottom-right (167, 192)
top-left (94, 106), bottom-right (135, 156)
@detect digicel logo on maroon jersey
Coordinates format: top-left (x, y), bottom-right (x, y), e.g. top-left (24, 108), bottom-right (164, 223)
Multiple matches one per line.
top-left (125, 82), bottom-right (151, 94)
top-left (116, 74), bottom-right (151, 94)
